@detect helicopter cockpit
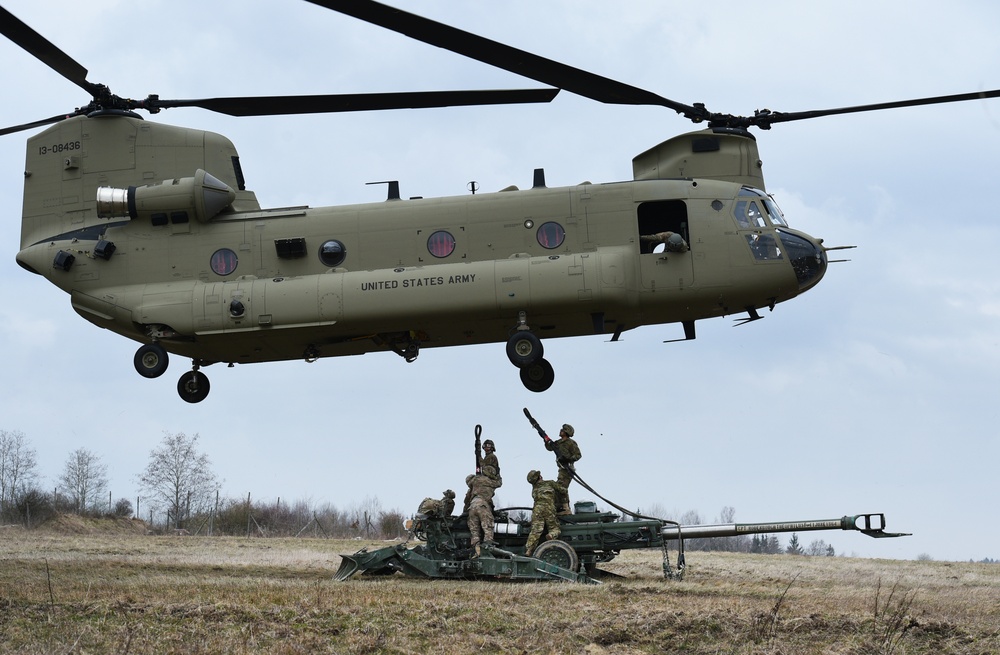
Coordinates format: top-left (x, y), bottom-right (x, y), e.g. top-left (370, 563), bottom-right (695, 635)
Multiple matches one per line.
top-left (734, 187), bottom-right (787, 231)
top-left (735, 187), bottom-right (826, 291)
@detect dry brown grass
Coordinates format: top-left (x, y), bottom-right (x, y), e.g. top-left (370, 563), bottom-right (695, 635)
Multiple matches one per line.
top-left (1, 526), bottom-right (997, 654)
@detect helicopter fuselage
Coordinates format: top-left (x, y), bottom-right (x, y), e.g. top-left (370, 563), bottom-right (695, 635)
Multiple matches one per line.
top-left (15, 114), bottom-right (827, 400)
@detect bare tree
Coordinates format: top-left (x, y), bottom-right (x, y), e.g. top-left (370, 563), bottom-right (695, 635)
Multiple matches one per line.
top-left (0, 430), bottom-right (39, 514)
top-left (137, 432), bottom-right (220, 529)
top-left (806, 539), bottom-right (831, 557)
top-left (58, 448), bottom-right (109, 515)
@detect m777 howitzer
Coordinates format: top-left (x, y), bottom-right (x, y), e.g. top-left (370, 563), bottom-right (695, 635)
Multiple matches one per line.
top-left (334, 502), bottom-right (909, 584)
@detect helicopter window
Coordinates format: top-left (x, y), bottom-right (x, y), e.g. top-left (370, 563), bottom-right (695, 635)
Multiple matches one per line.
top-left (733, 200), bottom-right (766, 229)
top-left (151, 213), bottom-right (168, 226)
top-left (318, 240), bottom-right (347, 267)
top-left (210, 248), bottom-right (239, 276)
top-left (427, 230), bottom-right (456, 258)
top-left (745, 234), bottom-right (783, 261)
top-left (536, 222), bottom-right (565, 249)
top-left (170, 211), bottom-right (189, 224)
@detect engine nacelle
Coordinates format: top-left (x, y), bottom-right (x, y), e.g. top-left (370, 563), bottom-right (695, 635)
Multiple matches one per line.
top-left (96, 169), bottom-right (235, 224)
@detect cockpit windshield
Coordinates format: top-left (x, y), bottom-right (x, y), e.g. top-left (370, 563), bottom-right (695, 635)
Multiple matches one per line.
top-left (733, 188), bottom-right (787, 228)
top-left (762, 196), bottom-right (787, 226)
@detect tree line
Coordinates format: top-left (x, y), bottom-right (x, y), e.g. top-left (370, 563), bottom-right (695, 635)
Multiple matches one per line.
top-left (0, 429), bottom-right (407, 539)
top-left (5, 428), bottom-right (994, 561)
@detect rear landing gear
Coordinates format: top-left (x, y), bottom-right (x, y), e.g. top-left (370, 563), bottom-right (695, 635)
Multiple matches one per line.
top-left (134, 343), bottom-right (169, 378)
top-left (506, 330), bottom-right (543, 367)
top-left (520, 358), bottom-right (555, 393)
top-left (508, 312), bottom-right (555, 392)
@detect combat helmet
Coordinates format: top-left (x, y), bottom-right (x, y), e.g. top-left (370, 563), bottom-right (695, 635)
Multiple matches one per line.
top-left (526, 470), bottom-right (541, 484)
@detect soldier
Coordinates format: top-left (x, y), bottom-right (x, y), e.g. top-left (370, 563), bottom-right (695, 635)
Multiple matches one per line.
top-left (480, 439), bottom-right (500, 479)
top-left (544, 423), bottom-right (581, 514)
top-left (417, 489), bottom-right (456, 517)
top-left (524, 469), bottom-right (568, 557)
top-left (640, 231), bottom-right (689, 253)
top-left (466, 466), bottom-right (503, 557)
top-left (441, 489), bottom-right (456, 517)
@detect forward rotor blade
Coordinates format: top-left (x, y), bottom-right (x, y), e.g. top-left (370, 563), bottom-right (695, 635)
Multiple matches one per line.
top-left (0, 112), bottom-right (78, 137)
top-left (156, 88), bottom-right (559, 116)
top-left (309, 0), bottom-right (702, 119)
top-left (754, 89), bottom-right (1000, 128)
top-left (0, 6), bottom-right (99, 96)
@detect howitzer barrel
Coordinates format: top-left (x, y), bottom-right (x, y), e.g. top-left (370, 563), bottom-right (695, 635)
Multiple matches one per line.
top-left (660, 513), bottom-right (909, 541)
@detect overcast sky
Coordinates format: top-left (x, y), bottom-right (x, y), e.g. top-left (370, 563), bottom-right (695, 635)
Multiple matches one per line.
top-left (1, 1), bottom-right (998, 563)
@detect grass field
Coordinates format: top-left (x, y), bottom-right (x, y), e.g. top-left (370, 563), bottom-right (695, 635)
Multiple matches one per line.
top-left (1, 523), bottom-right (997, 654)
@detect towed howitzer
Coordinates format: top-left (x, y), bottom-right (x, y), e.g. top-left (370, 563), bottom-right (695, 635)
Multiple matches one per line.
top-left (334, 501), bottom-right (909, 584)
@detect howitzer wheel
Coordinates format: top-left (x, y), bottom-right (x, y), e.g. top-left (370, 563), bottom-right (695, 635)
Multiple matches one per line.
top-left (533, 539), bottom-right (579, 572)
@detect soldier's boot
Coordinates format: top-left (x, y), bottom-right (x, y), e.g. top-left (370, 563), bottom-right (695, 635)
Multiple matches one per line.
top-left (472, 544), bottom-right (481, 559)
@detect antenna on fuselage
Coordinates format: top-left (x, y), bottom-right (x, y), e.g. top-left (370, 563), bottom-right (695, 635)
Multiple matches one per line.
top-left (366, 180), bottom-right (401, 201)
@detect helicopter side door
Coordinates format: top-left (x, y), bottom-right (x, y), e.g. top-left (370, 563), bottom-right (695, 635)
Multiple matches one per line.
top-left (637, 199), bottom-right (694, 290)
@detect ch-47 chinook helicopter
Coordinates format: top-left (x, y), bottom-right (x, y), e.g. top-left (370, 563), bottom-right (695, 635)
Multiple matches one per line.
top-left (4, 2), bottom-right (999, 403)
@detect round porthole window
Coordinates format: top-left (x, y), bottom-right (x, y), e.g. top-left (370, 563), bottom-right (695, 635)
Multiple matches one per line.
top-left (427, 230), bottom-right (456, 258)
top-left (210, 248), bottom-right (238, 276)
top-left (319, 240), bottom-right (347, 267)
top-left (536, 222), bottom-right (565, 249)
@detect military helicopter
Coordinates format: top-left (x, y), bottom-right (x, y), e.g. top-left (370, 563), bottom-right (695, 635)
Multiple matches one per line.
top-left (4, 2), bottom-right (999, 404)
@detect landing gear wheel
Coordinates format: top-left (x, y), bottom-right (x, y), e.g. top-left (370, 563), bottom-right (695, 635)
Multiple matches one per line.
top-left (533, 539), bottom-right (579, 572)
top-left (177, 370), bottom-right (210, 403)
top-left (134, 343), bottom-right (169, 378)
top-left (506, 331), bottom-right (543, 368)
top-left (519, 358), bottom-right (555, 393)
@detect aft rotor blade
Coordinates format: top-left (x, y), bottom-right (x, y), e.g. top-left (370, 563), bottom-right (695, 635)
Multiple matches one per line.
top-left (0, 6), bottom-right (99, 96)
top-left (309, 0), bottom-right (704, 120)
top-left (754, 89), bottom-right (1000, 128)
top-left (156, 88), bottom-right (559, 116)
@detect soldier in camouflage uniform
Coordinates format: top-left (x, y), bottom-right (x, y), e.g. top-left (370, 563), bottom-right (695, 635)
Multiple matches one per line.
top-left (480, 439), bottom-right (500, 478)
top-left (417, 489), bottom-right (456, 517)
top-left (466, 465), bottom-right (502, 557)
top-left (524, 469), bottom-right (568, 557)
top-left (544, 424), bottom-right (581, 514)
top-left (464, 444), bottom-right (501, 512)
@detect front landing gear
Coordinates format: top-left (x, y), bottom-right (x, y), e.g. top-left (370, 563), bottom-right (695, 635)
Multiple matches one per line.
top-left (177, 365), bottom-right (210, 404)
top-left (508, 312), bottom-right (555, 392)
